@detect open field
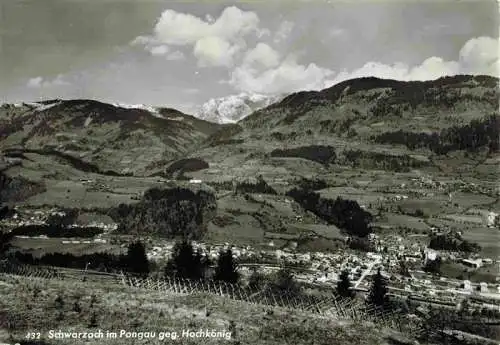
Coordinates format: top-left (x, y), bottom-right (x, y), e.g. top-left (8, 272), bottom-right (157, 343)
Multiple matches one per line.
top-left (461, 226), bottom-right (500, 257)
top-left (8, 237), bottom-right (122, 257)
top-left (439, 262), bottom-right (499, 284)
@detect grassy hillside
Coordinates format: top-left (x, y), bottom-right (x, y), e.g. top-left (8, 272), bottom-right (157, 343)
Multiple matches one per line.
top-left (0, 100), bottom-right (222, 176)
top-left (0, 274), bottom-right (421, 345)
top-left (192, 75), bottom-right (499, 182)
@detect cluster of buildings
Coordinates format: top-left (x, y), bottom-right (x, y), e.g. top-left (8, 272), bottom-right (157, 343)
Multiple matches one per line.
top-left (142, 232), bottom-right (500, 311)
top-left (61, 238), bottom-right (107, 244)
top-left (2, 207), bottom-right (117, 230)
top-left (3, 200), bottom-right (498, 312)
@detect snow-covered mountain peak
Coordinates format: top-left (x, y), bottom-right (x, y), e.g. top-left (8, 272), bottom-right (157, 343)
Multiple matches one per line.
top-left (196, 92), bottom-right (284, 124)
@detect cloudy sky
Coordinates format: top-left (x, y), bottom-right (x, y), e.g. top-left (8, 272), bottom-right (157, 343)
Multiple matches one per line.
top-left (0, 0), bottom-right (498, 113)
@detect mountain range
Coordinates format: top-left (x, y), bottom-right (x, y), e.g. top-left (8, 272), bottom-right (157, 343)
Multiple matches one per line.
top-left (1, 75), bottom-right (498, 180)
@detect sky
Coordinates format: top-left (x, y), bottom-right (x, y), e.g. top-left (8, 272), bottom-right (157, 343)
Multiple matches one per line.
top-left (0, 0), bottom-right (498, 113)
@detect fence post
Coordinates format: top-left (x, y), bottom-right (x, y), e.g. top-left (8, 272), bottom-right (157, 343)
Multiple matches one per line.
top-left (230, 284), bottom-right (236, 300)
top-left (240, 287), bottom-right (248, 302)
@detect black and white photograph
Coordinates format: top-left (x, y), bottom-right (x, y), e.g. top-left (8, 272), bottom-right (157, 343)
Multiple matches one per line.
top-left (0, 0), bottom-right (499, 344)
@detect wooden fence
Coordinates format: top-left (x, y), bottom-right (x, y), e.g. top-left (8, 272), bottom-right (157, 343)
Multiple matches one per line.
top-left (0, 263), bottom-right (424, 337)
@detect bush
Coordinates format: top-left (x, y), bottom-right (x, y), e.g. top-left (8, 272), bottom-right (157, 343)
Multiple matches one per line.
top-left (268, 268), bottom-right (302, 297)
top-left (247, 270), bottom-right (267, 291)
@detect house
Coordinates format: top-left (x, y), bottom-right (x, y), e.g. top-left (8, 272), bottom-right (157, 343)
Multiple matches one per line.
top-left (479, 282), bottom-right (489, 293)
top-left (482, 258), bottom-right (493, 265)
top-left (189, 179), bottom-right (202, 184)
top-left (487, 212), bottom-right (498, 227)
top-left (462, 280), bottom-right (473, 292)
top-left (461, 258), bottom-right (482, 269)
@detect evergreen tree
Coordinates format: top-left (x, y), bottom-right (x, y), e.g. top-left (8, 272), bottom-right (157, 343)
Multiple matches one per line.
top-left (88, 312), bottom-right (98, 328)
top-left (367, 268), bottom-right (388, 309)
top-left (270, 268), bottom-right (301, 297)
top-left (0, 205), bottom-right (9, 221)
top-left (166, 240), bottom-right (204, 280)
top-left (398, 260), bottom-right (411, 277)
top-left (214, 249), bottom-right (239, 284)
top-left (126, 241), bottom-right (150, 275)
top-left (336, 270), bottom-right (355, 298)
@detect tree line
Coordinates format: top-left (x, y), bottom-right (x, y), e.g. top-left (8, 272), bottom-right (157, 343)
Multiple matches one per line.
top-left (6, 241), bottom-right (149, 274)
top-left (373, 114), bottom-right (499, 154)
top-left (428, 233), bottom-right (481, 253)
top-left (286, 187), bottom-right (373, 237)
top-left (109, 187), bottom-right (217, 239)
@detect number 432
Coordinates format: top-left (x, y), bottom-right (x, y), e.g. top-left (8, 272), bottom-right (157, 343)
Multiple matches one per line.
top-left (26, 332), bottom-right (41, 339)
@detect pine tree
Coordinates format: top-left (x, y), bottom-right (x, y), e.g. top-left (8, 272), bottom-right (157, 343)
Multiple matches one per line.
top-left (126, 241), bottom-right (150, 275)
top-left (167, 240), bottom-right (204, 280)
top-left (54, 294), bottom-right (64, 309)
top-left (73, 302), bottom-right (81, 313)
top-left (88, 312), bottom-right (98, 328)
top-left (214, 249), bottom-right (239, 284)
top-left (368, 268), bottom-right (388, 309)
top-left (192, 250), bottom-right (205, 280)
top-left (336, 270), bottom-right (354, 298)
top-left (398, 260), bottom-right (411, 277)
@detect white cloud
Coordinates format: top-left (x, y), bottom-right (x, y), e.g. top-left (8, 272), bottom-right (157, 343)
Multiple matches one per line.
top-left (27, 75), bottom-right (70, 88)
top-left (326, 36), bottom-right (499, 86)
top-left (409, 57), bottom-right (460, 80)
top-left (27, 77), bottom-right (43, 88)
top-left (243, 43), bottom-right (280, 69)
top-left (194, 36), bottom-right (241, 67)
top-left (274, 20), bottom-right (294, 43)
top-left (329, 28), bottom-right (345, 38)
top-left (166, 50), bottom-right (185, 61)
top-left (205, 14), bottom-right (215, 24)
top-left (134, 6), bottom-right (265, 67)
top-left (458, 36), bottom-right (498, 76)
top-left (130, 35), bottom-right (155, 46)
top-left (229, 54), bottom-right (334, 94)
top-left (148, 44), bottom-right (184, 60)
top-left (150, 45), bottom-right (170, 56)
